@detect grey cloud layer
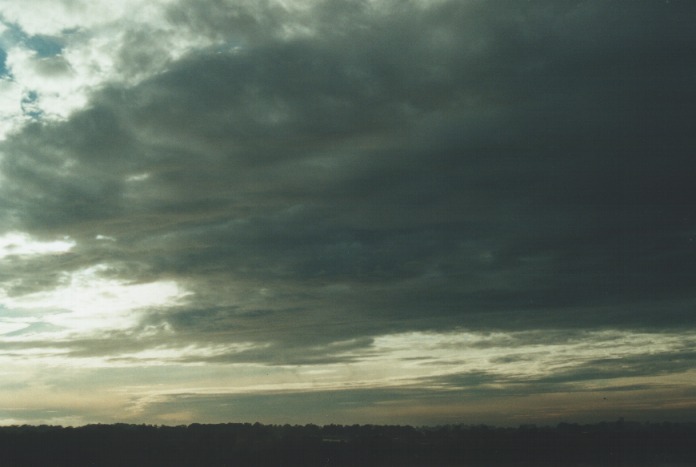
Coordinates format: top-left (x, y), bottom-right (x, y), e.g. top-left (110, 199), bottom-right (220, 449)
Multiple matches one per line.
top-left (1, 0), bottom-right (695, 362)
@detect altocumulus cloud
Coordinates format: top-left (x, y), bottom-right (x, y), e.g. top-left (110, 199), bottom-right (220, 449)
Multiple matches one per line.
top-left (0, 0), bottom-right (695, 426)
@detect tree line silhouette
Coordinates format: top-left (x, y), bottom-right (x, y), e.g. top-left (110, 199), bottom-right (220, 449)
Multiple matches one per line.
top-left (0, 419), bottom-right (694, 466)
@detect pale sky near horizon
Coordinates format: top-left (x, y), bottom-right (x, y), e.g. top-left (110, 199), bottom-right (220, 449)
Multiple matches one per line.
top-left (0, 0), bottom-right (695, 427)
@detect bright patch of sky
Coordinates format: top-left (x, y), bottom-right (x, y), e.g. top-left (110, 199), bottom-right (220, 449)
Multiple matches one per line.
top-left (1, 327), bottom-right (694, 426)
top-left (0, 233), bottom-right (188, 345)
top-left (0, 231), bottom-right (74, 258)
top-left (0, 0), bottom-right (213, 138)
top-left (368, 330), bottom-right (696, 385)
top-left (0, 266), bottom-right (188, 337)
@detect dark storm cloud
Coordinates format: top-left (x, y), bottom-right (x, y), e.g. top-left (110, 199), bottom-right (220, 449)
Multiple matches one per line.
top-left (0, 251), bottom-right (75, 296)
top-left (1, 0), bottom-right (696, 362)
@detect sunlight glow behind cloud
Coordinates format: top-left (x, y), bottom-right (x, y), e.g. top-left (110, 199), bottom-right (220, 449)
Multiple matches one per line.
top-left (1, 263), bottom-right (188, 335)
top-left (0, 232), bottom-right (74, 258)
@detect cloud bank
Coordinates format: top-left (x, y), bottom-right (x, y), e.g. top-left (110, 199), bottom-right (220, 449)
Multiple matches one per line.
top-left (0, 0), bottom-right (695, 425)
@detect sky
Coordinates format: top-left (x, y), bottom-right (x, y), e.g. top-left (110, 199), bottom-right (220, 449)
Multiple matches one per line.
top-left (0, 0), bottom-right (695, 427)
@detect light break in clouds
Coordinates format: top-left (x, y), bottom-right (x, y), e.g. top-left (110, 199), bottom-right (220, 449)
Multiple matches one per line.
top-left (0, 0), bottom-right (695, 426)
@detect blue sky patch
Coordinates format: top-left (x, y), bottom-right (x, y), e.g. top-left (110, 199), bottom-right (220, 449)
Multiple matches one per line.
top-left (1, 19), bottom-right (64, 57)
top-left (21, 90), bottom-right (42, 120)
top-left (0, 47), bottom-right (7, 77)
top-left (25, 34), bottom-right (63, 57)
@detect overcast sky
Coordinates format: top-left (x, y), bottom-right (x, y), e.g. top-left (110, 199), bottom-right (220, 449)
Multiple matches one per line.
top-left (0, 0), bottom-right (695, 427)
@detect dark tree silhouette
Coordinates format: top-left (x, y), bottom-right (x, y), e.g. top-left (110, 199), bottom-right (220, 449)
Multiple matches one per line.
top-left (0, 419), bottom-right (693, 466)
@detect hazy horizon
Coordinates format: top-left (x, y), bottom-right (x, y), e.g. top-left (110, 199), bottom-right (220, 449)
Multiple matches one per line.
top-left (0, 0), bottom-right (695, 427)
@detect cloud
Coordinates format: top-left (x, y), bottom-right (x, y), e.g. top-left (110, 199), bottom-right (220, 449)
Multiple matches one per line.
top-left (2, 0), bottom-right (695, 336)
top-left (0, 0), bottom-right (695, 425)
top-left (0, 0), bottom-right (208, 134)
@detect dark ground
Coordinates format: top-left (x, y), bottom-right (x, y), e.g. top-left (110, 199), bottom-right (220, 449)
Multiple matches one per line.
top-left (0, 419), bottom-right (694, 466)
